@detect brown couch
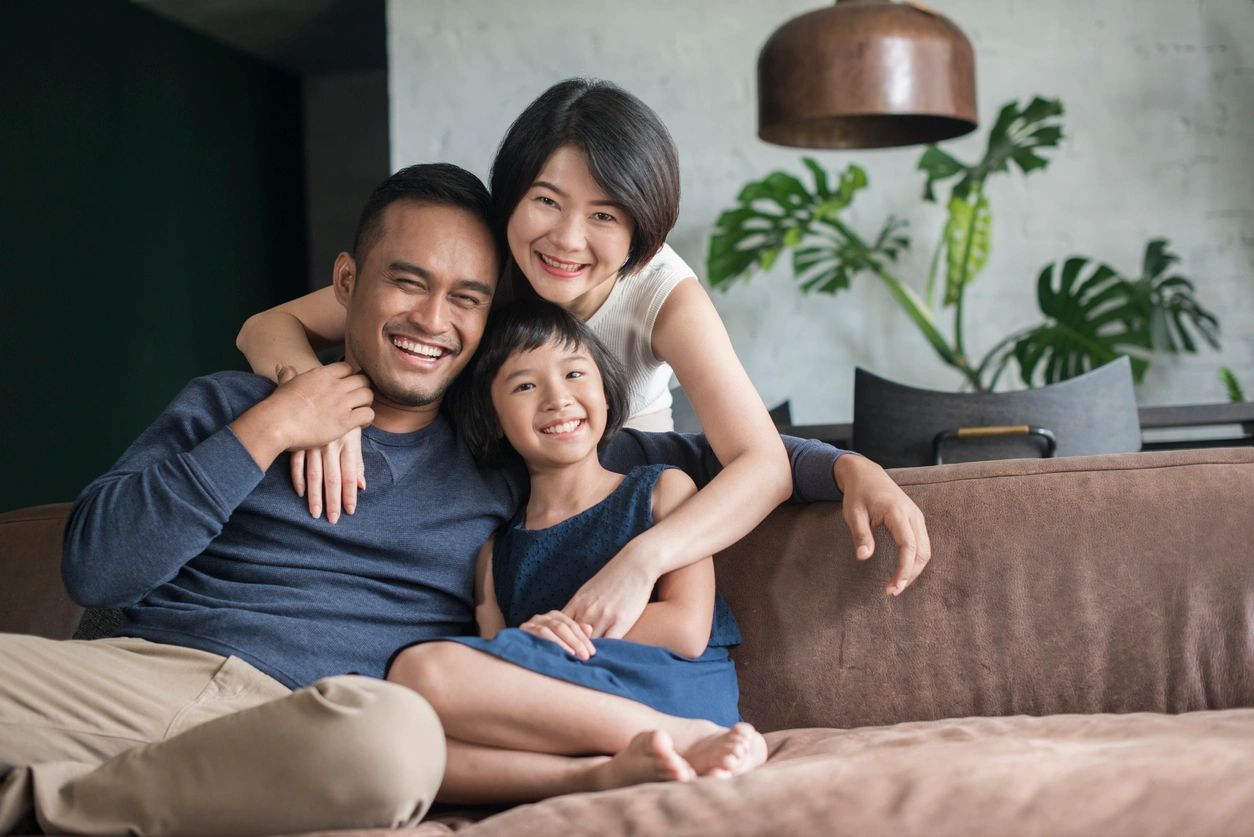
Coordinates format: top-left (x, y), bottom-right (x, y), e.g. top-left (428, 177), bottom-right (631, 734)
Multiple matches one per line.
top-left (3, 448), bottom-right (1254, 836)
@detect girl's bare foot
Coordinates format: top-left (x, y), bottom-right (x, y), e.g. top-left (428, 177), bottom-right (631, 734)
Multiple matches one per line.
top-left (591, 730), bottom-right (696, 790)
top-left (681, 722), bottom-right (768, 778)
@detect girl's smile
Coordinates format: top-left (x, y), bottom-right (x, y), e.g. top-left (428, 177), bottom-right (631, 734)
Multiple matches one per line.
top-left (507, 145), bottom-right (636, 321)
top-left (491, 337), bottom-right (609, 469)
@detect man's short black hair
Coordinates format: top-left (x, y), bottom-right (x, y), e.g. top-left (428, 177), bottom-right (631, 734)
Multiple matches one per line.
top-left (448, 299), bottom-right (630, 468)
top-left (490, 78), bottom-right (681, 281)
top-left (353, 163), bottom-right (496, 263)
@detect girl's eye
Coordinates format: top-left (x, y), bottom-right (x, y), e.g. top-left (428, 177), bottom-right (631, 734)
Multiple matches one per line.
top-left (566, 370), bottom-right (585, 379)
top-left (512, 382), bottom-right (535, 393)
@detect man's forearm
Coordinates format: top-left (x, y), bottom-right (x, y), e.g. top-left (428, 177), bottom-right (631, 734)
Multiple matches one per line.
top-left (62, 425), bottom-right (264, 607)
top-left (603, 429), bottom-right (850, 503)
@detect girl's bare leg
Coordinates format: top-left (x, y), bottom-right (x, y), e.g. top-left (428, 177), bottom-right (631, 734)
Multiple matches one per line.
top-left (389, 643), bottom-right (766, 777)
top-left (438, 731), bottom-right (694, 805)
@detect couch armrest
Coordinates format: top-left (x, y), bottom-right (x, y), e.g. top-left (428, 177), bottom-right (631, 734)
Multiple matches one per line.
top-left (0, 502), bottom-right (83, 639)
top-left (717, 448), bottom-right (1254, 731)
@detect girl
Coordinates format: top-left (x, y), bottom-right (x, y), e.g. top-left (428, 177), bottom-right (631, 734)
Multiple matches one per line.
top-left (234, 80), bottom-right (794, 620)
top-left (388, 300), bottom-right (767, 803)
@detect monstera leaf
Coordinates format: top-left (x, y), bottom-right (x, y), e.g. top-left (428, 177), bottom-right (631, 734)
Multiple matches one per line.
top-left (1013, 257), bottom-right (1151, 386)
top-left (918, 97), bottom-right (1064, 203)
top-left (1128, 239), bottom-right (1220, 353)
top-left (919, 97), bottom-right (1063, 310)
top-left (707, 160), bottom-right (881, 291)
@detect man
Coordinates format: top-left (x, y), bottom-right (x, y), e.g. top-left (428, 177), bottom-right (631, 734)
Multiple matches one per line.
top-left (0, 164), bottom-right (928, 835)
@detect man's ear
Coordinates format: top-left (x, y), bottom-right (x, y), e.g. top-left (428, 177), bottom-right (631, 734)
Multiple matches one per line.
top-left (332, 252), bottom-right (357, 306)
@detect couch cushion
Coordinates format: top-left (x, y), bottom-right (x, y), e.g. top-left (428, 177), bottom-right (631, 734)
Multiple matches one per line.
top-left (322, 709), bottom-right (1254, 837)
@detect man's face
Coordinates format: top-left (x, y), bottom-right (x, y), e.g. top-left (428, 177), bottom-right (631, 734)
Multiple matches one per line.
top-left (335, 201), bottom-right (499, 428)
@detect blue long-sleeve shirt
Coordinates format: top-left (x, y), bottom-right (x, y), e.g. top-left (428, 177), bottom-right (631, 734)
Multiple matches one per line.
top-left (63, 372), bottom-right (845, 689)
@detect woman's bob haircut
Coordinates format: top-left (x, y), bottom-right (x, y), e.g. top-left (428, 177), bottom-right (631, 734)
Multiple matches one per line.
top-left (490, 78), bottom-right (681, 282)
top-left (448, 299), bottom-right (631, 468)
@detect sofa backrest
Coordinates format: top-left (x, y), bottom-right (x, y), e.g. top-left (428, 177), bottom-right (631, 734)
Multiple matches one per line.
top-left (0, 502), bottom-right (81, 639)
top-left (719, 448), bottom-right (1254, 731)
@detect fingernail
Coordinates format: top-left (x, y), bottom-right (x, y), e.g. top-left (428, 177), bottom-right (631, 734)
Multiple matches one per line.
top-left (328, 512), bottom-right (339, 524)
top-left (310, 506), bottom-right (321, 519)
top-left (345, 505), bottom-right (355, 515)
top-left (857, 545), bottom-right (872, 559)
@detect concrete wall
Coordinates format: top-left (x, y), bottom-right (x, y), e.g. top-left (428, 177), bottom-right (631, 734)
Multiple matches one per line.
top-left (386, 0), bottom-right (1254, 422)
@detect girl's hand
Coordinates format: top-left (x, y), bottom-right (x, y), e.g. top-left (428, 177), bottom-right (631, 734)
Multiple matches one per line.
top-left (520, 611), bottom-right (596, 660)
top-left (562, 553), bottom-right (657, 640)
top-left (276, 365), bottom-right (367, 523)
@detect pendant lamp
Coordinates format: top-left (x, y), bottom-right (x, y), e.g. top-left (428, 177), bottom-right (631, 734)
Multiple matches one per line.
top-left (758, 0), bottom-right (978, 149)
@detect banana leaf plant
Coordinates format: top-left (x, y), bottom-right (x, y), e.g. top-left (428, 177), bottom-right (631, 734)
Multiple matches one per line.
top-left (707, 96), bottom-right (1222, 392)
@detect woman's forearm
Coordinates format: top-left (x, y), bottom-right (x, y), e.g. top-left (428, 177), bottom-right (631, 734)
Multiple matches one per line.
top-left (237, 310), bottom-right (325, 381)
top-left (620, 447), bottom-right (791, 581)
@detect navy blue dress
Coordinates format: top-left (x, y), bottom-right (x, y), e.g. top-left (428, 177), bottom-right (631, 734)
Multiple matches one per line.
top-left (445, 464), bottom-right (743, 727)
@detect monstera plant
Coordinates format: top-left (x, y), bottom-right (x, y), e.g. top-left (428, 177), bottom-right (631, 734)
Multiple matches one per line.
top-left (708, 96), bottom-right (1222, 392)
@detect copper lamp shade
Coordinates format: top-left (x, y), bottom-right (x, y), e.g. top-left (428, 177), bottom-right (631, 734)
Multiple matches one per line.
top-left (758, 0), bottom-right (978, 149)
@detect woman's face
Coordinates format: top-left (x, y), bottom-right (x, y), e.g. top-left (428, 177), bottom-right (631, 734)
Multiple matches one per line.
top-left (490, 336), bottom-right (608, 470)
top-left (506, 146), bottom-right (636, 321)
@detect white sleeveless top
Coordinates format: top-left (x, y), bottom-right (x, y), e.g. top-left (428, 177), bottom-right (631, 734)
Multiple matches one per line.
top-left (586, 243), bottom-right (694, 431)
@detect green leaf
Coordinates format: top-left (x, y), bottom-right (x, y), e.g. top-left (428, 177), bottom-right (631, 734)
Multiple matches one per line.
top-left (1221, 367), bottom-right (1246, 403)
top-left (942, 193), bottom-right (991, 305)
top-left (706, 161), bottom-right (875, 293)
top-left (802, 157), bottom-right (831, 198)
top-left (1126, 238), bottom-right (1221, 354)
top-left (1013, 256), bottom-right (1152, 386)
top-left (983, 96), bottom-right (1064, 178)
top-left (917, 146), bottom-right (966, 202)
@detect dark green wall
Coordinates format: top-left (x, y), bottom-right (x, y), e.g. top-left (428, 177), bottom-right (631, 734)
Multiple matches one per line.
top-left (1, 1), bottom-right (307, 512)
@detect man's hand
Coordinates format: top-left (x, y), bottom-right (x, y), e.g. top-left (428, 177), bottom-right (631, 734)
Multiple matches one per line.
top-left (231, 362), bottom-right (374, 473)
top-left (275, 366), bottom-right (367, 523)
top-left (835, 454), bottom-right (932, 595)
top-left (562, 551), bottom-right (657, 640)
top-left (520, 610), bottom-right (597, 660)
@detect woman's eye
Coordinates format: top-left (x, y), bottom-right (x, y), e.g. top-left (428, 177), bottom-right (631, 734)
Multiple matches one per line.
top-left (535, 195), bottom-right (558, 207)
top-left (592, 212), bottom-right (615, 223)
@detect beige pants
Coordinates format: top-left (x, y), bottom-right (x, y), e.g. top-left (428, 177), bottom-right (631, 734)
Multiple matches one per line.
top-left (0, 634), bottom-right (445, 836)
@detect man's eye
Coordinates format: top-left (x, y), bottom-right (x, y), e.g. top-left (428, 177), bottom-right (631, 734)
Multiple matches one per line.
top-left (453, 294), bottom-right (484, 308)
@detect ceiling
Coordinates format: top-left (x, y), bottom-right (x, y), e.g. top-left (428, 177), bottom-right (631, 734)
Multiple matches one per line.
top-left (132, 0), bottom-right (385, 75)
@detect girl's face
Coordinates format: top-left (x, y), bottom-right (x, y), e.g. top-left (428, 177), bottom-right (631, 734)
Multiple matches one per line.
top-left (506, 146), bottom-right (636, 321)
top-left (490, 336), bottom-right (608, 470)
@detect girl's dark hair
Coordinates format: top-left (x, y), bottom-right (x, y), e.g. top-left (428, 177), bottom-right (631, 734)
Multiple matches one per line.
top-left (449, 300), bottom-right (630, 468)
top-left (490, 78), bottom-right (681, 283)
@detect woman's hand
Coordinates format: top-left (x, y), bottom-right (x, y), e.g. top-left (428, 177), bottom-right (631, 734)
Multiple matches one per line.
top-left (276, 365), bottom-right (367, 523)
top-left (520, 610), bottom-right (597, 660)
top-left (834, 454), bottom-right (933, 595)
top-left (562, 552), bottom-right (658, 640)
